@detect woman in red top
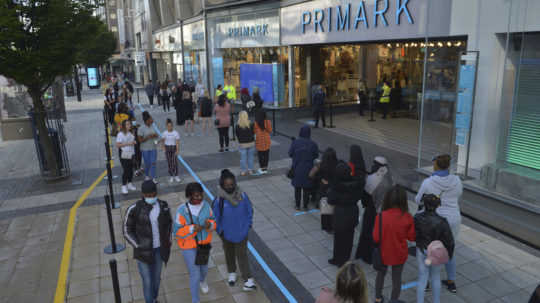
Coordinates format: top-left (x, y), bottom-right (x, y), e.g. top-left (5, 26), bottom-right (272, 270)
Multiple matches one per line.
top-left (372, 185), bottom-right (415, 303)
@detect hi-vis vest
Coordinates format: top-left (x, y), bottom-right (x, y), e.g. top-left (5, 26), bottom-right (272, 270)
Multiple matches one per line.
top-left (380, 84), bottom-right (391, 103)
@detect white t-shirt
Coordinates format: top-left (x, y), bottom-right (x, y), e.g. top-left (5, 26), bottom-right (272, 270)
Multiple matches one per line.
top-left (162, 130), bottom-right (180, 146)
top-left (149, 202), bottom-right (161, 248)
top-left (116, 131), bottom-right (135, 159)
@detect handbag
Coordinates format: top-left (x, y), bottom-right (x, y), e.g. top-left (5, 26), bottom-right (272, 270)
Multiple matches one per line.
top-left (214, 118), bottom-right (220, 126)
top-left (372, 211), bottom-right (385, 271)
top-left (185, 203), bottom-right (212, 266)
top-left (286, 167), bottom-right (295, 179)
top-left (319, 197), bottom-right (334, 215)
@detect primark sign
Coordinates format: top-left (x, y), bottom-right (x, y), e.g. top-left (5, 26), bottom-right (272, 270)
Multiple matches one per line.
top-left (281, 0), bottom-right (452, 45)
top-left (214, 14), bottom-right (280, 48)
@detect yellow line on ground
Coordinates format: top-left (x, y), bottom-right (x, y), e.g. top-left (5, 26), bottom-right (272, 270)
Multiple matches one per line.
top-left (54, 128), bottom-right (114, 303)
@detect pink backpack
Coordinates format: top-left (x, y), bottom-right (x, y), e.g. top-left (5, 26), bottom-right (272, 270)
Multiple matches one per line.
top-left (425, 240), bottom-right (449, 266)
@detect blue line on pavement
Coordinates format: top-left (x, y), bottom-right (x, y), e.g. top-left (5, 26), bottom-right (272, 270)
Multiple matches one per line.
top-left (135, 103), bottom-right (298, 302)
top-left (294, 209), bottom-right (320, 216)
top-left (401, 281), bottom-right (418, 290)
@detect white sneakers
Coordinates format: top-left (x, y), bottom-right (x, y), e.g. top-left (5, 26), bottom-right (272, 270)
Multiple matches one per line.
top-left (228, 272), bottom-right (237, 286)
top-left (243, 278), bottom-right (257, 291)
top-left (174, 176), bottom-right (182, 183)
top-left (127, 183), bottom-right (136, 191)
top-left (123, 183), bottom-right (137, 194)
top-left (152, 178), bottom-right (159, 184)
top-left (200, 281), bottom-right (209, 294)
top-left (169, 177), bottom-right (174, 183)
top-left (121, 185), bottom-right (128, 195)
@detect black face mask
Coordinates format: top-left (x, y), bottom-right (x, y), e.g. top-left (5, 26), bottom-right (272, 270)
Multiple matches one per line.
top-left (224, 186), bottom-right (235, 194)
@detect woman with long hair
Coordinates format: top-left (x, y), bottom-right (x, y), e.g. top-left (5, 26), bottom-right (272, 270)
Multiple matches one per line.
top-left (116, 120), bottom-right (137, 194)
top-left (214, 94), bottom-right (231, 152)
top-left (373, 185), bottom-right (415, 303)
top-left (315, 262), bottom-right (368, 303)
top-left (235, 111), bottom-right (255, 176)
top-left (317, 147), bottom-right (338, 232)
top-left (254, 110), bottom-right (272, 174)
top-left (199, 89), bottom-right (213, 136)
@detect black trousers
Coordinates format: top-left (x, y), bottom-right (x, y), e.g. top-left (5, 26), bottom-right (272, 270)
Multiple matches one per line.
top-left (313, 108), bottom-right (326, 127)
top-left (147, 94), bottom-right (154, 106)
top-left (258, 150), bottom-right (269, 169)
top-left (162, 98), bottom-right (170, 112)
top-left (358, 93), bottom-right (367, 116)
top-left (375, 264), bottom-right (404, 300)
top-left (355, 203), bottom-right (376, 263)
top-left (381, 102), bottom-right (389, 119)
top-left (120, 158), bottom-right (133, 185)
top-left (218, 127), bottom-right (229, 148)
top-left (332, 226), bottom-right (355, 267)
top-left (175, 108), bottom-right (183, 125)
top-left (294, 187), bottom-right (313, 208)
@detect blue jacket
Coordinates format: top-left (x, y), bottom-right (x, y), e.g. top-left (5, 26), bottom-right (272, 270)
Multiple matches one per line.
top-left (213, 193), bottom-right (253, 243)
top-left (289, 126), bottom-right (319, 188)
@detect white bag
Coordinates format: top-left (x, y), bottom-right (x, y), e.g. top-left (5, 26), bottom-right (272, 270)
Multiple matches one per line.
top-left (320, 197), bottom-right (334, 215)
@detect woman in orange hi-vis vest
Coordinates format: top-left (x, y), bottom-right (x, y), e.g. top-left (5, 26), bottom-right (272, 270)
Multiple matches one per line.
top-left (173, 182), bottom-right (216, 303)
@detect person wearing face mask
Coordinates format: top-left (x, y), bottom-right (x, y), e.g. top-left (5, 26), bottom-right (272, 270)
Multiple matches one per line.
top-left (213, 169), bottom-right (256, 291)
top-left (174, 182), bottom-right (216, 303)
top-left (123, 180), bottom-right (172, 303)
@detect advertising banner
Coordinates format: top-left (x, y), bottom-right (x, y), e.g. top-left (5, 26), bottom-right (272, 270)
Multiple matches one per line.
top-left (87, 67), bottom-right (100, 89)
top-left (239, 64), bottom-right (273, 102)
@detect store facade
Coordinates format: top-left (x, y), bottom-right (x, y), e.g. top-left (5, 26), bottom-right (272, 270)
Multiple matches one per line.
top-left (280, 0), bottom-right (540, 208)
top-left (182, 20), bottom-right (208, 88)
top-left (151, 26), bottom-right (183, 83)
top-left (207, 7), bottom-right (288, 106)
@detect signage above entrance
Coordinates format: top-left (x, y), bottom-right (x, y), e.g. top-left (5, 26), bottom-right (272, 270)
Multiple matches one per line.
top-left (281, 0), bottom-right (452, 45)
top-left (211, 13), bottom-right (280, 49)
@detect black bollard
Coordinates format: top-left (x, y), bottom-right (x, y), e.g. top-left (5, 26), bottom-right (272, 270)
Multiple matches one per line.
top-left (368, 97), bottom-right (376, 122)
top-left (103, 195), bottom-right (126, 254)
top-left (328, 104), bottom-right (335, 128)
top-left (105, 161), bottom-right (119, 209)
top-left (137, 88), bottom-right (140, 104)
top-left (109, 259), bottom-right (122, 303)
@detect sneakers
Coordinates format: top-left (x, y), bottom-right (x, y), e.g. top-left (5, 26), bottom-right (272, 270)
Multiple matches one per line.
top-left (243, 278), bottom-right (257, 291)
top-left (174, 176), bottom-right (182, 183)
top-left (153, 178), bottom-right (159, 184)
top-left (127, 183), bottom-right (136, 191)
top-left (121, 185), bottom-right (128, 195)
top-left (199, 281), bottom-right (209, 294)
top-left (442, 280), bottom-right (457, 293)
top-left (228, 272), bottom-right (237, 286)
top-left (425, 282), bottom-right (431, 292)
top-left (169, 177), bottom-right (174, 184)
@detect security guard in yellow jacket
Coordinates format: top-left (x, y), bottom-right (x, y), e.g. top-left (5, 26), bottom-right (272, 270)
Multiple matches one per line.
top-left (379, 81), bottom-right (391, 119)
top-left (223, 79), bottom-right (236, 103)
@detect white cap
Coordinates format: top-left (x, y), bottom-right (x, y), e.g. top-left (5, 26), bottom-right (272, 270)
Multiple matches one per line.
top-left (374, 156), bottom-right (388, 165)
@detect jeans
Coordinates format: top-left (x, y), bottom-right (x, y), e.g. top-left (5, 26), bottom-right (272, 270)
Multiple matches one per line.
top-left (417, 248), bottom-right (442, 303)
top-left (445, 220), bottom-right (460, 281)
top-left (142, 149), bottom-right (157, 179)
top-left (182, 248), bottom-right (209, 303)
top-left (137, 248), bottom-right (163, 303)
top-left (239, 146), bottom-right (255, 171)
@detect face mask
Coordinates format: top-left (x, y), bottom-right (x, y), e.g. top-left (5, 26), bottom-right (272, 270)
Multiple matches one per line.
top-left (224, 187), bottom-right (235, 194)
top-left (191, 198), bottom-right (203, 205)
top-left (144, 197), bottom-right (157, 204)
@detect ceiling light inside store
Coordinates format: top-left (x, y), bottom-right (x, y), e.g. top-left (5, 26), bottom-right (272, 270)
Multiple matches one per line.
top-left (396, 43), bottom-right (400, 47)
top-left (405, 43), bottom-right (409, 47)
top-left (447, 42), bottom-right (452, 47)
top-left (387, 43), bottom-right (392, 48)
top-left (430, 53), bottom-right (435, 57)
top-left (437, 42), bottom-right (443, 47)
top-left (455, 42), bottom-right (462, 47)
top-left (429, 43), bottom-right (435, 47)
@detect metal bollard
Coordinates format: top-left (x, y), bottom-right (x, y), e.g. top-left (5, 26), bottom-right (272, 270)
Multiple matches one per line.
top-left (103, 195), bottom-right (126, 254)
top-left (328, 104), bottom-right (335, 128)
top-left (109, 259), bottom-right (122, 303)
top-left (137, 88), bottom-right (140, 104)
top-left (105, 161), bottom-right (119, 209)
top-left (369, 97), bottom-right (376, 122)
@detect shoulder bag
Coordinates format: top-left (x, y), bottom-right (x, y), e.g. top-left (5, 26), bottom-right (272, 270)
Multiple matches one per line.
top-left (372, 212), bottom-right (385, 271)
top-left (185, 203), bottom-right (212, 265)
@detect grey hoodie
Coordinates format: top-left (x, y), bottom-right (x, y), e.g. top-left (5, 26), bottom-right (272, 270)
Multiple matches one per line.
top-left (415, 174), bottom-right (463, 227)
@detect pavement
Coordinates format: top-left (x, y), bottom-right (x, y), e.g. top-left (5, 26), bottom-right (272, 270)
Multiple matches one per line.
top-left (0, 89), bottom-right (539, 302)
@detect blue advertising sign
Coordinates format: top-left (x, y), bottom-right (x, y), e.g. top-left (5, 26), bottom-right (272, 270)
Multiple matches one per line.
top-left (212, 57), bottom-right (224, 90)
top-left (87, 67), bottom-right (99, 88)
top-left (455, 62), bottom-right (476, 146)
top-left (239, 64), bottom-right (274, 102)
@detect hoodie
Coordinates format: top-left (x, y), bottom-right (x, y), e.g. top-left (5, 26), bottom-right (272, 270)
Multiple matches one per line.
top-left (213, 188), bottom-right (253, 243)
top-left (289, 126), bottom-right (319, 188)
top-left (415, 173), bottom-right (463, 227)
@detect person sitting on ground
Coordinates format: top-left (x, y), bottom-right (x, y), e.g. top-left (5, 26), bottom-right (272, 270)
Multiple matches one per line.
top-left (315, 261), bottom-right (368, 303)
top-left (213, 169), bottom-right (257, 291)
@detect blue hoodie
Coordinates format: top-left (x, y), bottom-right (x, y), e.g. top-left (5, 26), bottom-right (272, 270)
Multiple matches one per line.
top-left (213, 192), bottom-right (253, 243)
top-left (289, 125), bottom-right (319, 188)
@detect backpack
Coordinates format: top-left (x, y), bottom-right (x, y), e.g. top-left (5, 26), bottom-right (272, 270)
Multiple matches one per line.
top-left (425, 240), bottom-right (449, 266)
top-left (313, 91), bottom-right (324, 106)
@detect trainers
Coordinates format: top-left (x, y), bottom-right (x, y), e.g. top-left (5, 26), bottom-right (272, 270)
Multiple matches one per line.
top-left (200, 281), bottom-right (209, 294)
top-left (127, 183), bottom-right (136, 191)
top-left (228, 272), bottom-right (237, 286)
top-left (121, 185), bottom-right (128, 195)
top-left (153, 178), bottom-right (159, 184)
top-left (169, 177), bottom-right (174, 183)
top-left (174, 176), bottom-right (182, 183)
top-left (425, 282), bottom-right (431, 292)
top-left (442, 280), bottom-right (457, 293)
top-left (243, 278), bottom-right (257, 291)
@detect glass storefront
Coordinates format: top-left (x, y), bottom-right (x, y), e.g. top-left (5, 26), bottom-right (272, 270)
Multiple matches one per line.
top-left (208, 9), bottom-right (288, 106)
top-left (183, 20), bottom-right (207, 88)
top-left (152, 27), bottom-right (182, 83)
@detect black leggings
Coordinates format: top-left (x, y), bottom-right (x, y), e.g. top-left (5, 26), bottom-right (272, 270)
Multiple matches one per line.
top-left (162, 98), bottom-right (170, 112)
top-left (375, 264), bottom-right (404, 300)
top-left (258, 150), bottom-right (269, 169)
top-left (294, 187), bottom-right (313, 208)
top-left (218, 127), bottom-right (229, 148)
top-left (120, 158), bottom-right (133, 185)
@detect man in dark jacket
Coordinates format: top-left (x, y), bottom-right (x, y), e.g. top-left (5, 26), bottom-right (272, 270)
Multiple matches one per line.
top-left (124, 180), bottom-right (172, 303)
top-left (414, 194), bottom-right (454, 303)
top-left (145, 80), bottom-right (154, 107)
top-left (312, 84), bottom-right (326, 128)
top-left (289, 125), bottom-right (319, 210)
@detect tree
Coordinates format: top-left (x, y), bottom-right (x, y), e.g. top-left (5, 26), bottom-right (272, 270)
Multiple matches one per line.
top-left (0, 0), bottom-right (114, 177)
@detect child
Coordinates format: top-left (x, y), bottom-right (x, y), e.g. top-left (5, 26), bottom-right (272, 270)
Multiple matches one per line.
top-left (161, 119), bottom-right (181, 183)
